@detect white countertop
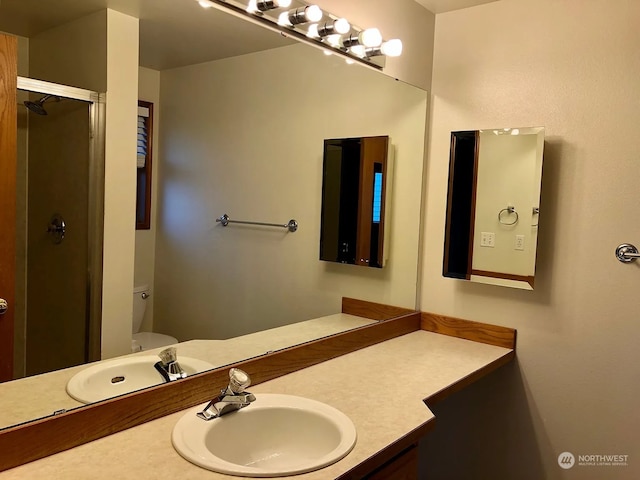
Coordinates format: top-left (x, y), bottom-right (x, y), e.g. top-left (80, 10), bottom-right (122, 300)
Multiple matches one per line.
top-left (0, 330), bottom-right (513, 479)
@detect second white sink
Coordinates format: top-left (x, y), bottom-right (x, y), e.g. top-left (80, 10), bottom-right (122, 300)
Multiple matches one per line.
top-left (172, 394), bottom-right (357, 477)
top-left (66, 355), bottom-right (213, 404)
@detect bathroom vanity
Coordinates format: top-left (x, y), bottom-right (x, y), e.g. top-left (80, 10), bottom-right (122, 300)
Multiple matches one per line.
top-left (0, 299), bottom-right (516, 479)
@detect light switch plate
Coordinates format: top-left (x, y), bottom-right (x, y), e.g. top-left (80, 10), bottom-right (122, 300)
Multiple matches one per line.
top-left (481, 232), bottom-right (495, 247)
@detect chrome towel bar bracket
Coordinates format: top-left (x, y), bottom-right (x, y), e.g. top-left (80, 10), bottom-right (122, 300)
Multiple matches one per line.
top-left (216, 214), bottom-right (298, 233)
top-left (616, 243), bottom-right (640, 263)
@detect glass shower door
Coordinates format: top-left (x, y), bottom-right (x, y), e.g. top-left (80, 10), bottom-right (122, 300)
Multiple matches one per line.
top-left (14, 79), bottom-right (103, 379)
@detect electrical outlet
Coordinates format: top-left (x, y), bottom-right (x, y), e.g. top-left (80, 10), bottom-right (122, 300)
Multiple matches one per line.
top-left (481, 232), bottom-right (495, 247)
top-left (515, 235), bottom-right (525, 250)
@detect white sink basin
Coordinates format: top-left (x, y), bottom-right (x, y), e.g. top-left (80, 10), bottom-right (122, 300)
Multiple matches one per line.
top-left (66, 355), bottom-right (213, 404)
top-left (172, 394), bottom-right (357, 477)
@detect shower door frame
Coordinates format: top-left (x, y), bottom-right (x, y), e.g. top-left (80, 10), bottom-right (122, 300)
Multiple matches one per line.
top-left (17, 77), bottom-right (105, 367)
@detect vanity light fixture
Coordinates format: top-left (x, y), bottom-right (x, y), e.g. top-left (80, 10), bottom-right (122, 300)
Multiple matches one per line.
top-left (246, 0), bottom-right (291, 14)
top-left (307, 18), bottom-right (351, 39)
top-left (278, 5), bottom-right (323, 26)
top-left (195, 0), bottom-right (401, 67)
top-left (339, 28), bottom-right (383, 48)
top-left (355, 39), bottom-right (404, 59)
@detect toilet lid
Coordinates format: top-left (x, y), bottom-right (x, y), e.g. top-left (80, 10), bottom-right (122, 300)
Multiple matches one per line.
top-left (132, 332), bottom-right (178, 351)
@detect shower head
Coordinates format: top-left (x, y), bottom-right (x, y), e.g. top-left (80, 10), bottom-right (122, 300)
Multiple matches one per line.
top-left (23, 94), bottom-right (60, 115)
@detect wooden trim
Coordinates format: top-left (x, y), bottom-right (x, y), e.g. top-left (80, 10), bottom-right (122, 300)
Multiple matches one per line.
top-left (442, 132), bottom-right (457, 276)
top-left (0, 34), bottom-right (17, 382)
top-left (424, 351), bottom-right (515, 406)
top-left (466, 131), bottom-right (479, 279)
top-left (338, 434), bottom-right (428, 480)
top-left (471, 269), bottom-right (534, 288)
top-left (421, 312), bottom-right (517, 350)
top-left (341, 297), bottom-right (415, 320)
top-left (0, 312), bottom-right (421, 472)
top-left (135, 100), bottom-right (153, 230)
top-left (363, 444), bottom-right (418, 480)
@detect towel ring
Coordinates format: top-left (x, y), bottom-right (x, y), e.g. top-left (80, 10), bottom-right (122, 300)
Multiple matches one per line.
top-left (498, 206), bottom-right (519, 225)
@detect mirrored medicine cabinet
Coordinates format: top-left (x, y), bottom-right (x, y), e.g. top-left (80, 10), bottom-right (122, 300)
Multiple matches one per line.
top-left (443, 127), bottom-right (544, 290)
top-left (320, 136), bottom-right (392, 268)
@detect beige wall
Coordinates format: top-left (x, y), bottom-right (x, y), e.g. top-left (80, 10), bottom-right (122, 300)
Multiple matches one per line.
top-left (135, 66), bottom-right (161, 332)
top-left (420, 0), bottom-right (640, 478)
top-left (154, 43), bottom-right (427, 341)
top-left (100, 10), bottom-right (139, 359)
top-left (29, 10), bottom-right (107, 92)
top-left (316, 0), bottom-right (435, 90)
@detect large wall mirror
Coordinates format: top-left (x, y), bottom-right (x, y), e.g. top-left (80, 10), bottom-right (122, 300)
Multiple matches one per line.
top-left (0, 0), bottom-right (428, 431)
top-left (443, 127), bottom-right (544, 290)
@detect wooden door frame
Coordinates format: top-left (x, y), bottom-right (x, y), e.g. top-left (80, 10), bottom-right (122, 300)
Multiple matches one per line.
top-left (0, 33), bottom-right (18, 381)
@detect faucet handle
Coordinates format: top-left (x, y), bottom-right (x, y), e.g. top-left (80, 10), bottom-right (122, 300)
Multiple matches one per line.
top-left (228, 368), bottom-right (251, 394)
top-left (158, 347), bottom-right (177, 365)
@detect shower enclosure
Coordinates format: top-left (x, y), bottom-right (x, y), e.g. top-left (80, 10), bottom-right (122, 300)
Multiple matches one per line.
top-left (13, 78), bottom-right (104, 379)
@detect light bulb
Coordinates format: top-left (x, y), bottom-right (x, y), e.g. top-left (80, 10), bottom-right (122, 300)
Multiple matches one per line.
top-left (380, 39), bottom-right (403, 57)
top-left (198, 0), bottom-right (214, 8)
top-left (326, 35), bottom-right (341, 48)
top-left (511, 129), bottom-right (520, 135)
top-left (246, 0), bottom-right (258, 13)
top-left (278, 11), bottom-right (292, 26)
top-left (326, 34), bottom-right (341, 47)
top-left (334, 18), bottom-right (351, 34)
top-left (350, 45), bottom-right (366, 58)
top-left (360, 28), bottom-right (382, 47)
top-left (307, 24), bottom-right (320, 38)
top-left (249, 0), bottom-right (291, 13)
top-left (323, 49), bottom-right (333, 56)
top-left (345, 58), bottom-right (355, 65)
top-left (305, 5), bottom-right (323, 22)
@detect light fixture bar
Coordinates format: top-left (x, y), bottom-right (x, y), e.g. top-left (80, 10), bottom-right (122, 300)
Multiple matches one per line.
top-left (195, 0), bottom-right (393, 69)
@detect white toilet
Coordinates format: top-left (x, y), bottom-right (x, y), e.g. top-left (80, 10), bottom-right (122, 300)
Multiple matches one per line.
top-left (132, 285), bottom-right (178, 352)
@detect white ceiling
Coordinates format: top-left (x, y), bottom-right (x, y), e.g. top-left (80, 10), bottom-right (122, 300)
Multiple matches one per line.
top-left (0, 0), bottom-right (293, 70)
top-left (414, 0), bottom-right (499, 14)
top-left (0, 0), bottom-right (500, 70)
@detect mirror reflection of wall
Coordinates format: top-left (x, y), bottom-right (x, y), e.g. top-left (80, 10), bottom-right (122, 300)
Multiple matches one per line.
top-left (154, 44), bottom-right (427, 341)
top-left (443, 127), bottom-right (544, 290)
top-left (320, 136), bottom-right (391, 268)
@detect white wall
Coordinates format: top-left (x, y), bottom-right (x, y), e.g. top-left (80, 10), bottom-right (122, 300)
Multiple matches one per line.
top-left (154, 44), bottom-right (427, 341)
top-left (100, 10), bottom-right (139, 359)
top-left (135, 66), bottom-right (161, 332)
top-left (420, 1), bottom-right (640, 478)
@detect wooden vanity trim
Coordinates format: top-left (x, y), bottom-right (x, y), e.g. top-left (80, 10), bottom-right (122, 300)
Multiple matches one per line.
top-left (421, 312), bottom-right (517, 350)
top-left (342, 297), bottom-right (415, 320)
top-left (0, 311), bottom-right (421, 472)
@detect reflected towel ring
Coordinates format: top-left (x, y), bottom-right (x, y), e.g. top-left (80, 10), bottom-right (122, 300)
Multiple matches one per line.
top-left (498, 206), bottom-right (519, 225)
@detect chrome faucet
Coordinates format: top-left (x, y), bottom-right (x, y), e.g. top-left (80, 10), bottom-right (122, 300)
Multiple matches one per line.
top-left (154, 347), bottom-right (186, 382)
top-left (197, 368), bottom-right (256, 421)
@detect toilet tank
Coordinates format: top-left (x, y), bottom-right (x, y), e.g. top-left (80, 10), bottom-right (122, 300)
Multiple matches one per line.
top-left (132, 284), bottom-right (150, 334)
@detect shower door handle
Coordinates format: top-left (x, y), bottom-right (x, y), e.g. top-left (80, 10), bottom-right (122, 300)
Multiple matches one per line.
top-left (0, 298), bottom-right (7, 315)
top-left (47, 214), bottom-right (66, 244)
